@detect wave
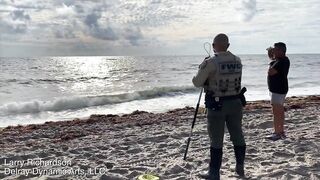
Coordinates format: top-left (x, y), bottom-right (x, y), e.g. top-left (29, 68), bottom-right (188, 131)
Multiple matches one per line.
top-left (0, 86), bottom-right (198, 115)
top-left (4, 76), bottom-right (111, 84)
top-left (290, 81), bottom-right (319, 88)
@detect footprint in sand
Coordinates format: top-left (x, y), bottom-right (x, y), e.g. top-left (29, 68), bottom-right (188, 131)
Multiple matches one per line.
top-left (260, 161), bottom-right (271, 166)
top-left (165, 164), bottom-right (185, 174)
top-left (129, 167), bottom-right (148, 172)
top-left (157, 142), bottom-right (167, 148)
top-left (69, 149), bottom-right (80, 154)
top-left (256, 120), bottom-right (273, 129)
top-left (269, 170), bottom-right (286, 177)
top-left (109, 168), bottom-right (129, 174)
top-left (36, 151), bottom-right (50, 158)
top-left (127, 171), bottom-right (140, 179)
top-left (127, 147), bottom-right (142, 154)
top-left (99, 174), bottom-right (125, 180)
top-left (273, 151), bottom-right (295, 158)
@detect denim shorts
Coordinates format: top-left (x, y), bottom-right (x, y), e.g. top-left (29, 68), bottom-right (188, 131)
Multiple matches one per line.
top-left (269, 92), bottom-right (286, 105)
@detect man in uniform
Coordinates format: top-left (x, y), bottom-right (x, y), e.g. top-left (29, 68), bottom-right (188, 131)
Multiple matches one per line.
top-left (266, 42), bottom-right (290, 141)
top-left (192, 33), bottom-right (246, 180)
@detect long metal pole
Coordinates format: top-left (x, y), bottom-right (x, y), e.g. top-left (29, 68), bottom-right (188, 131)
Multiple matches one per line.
top-left (183, 88), bottom-right (203, 160)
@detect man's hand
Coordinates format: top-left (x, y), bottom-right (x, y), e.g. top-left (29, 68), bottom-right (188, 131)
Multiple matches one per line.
top-left (199, 56), bottom-right (210, 69)
top-left (267, 47), bottom-right (275, 60)
top-left (268, 68), bottom-right (278, 76)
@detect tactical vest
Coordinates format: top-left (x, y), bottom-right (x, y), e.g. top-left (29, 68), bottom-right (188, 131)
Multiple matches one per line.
top-left (206, 53), bottom-right (242, 97)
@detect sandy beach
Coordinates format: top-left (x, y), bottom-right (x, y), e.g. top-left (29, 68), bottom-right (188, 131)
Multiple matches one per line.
top-left (0, 95), bottom-right (319, 180)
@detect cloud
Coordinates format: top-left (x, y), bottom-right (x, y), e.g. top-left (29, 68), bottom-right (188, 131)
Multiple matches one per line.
top-left (10, 9), bottom-right (30, 20)
top-left (73, 4), bottom-right (85, 13)
top-left (0, 0), bottom-right (10, 5)
top-left (233, 0), bottom-right (257, 22)
top-left (1, 0), bottom-right (319, 56)
top-left (54, 28), bottom-right (76, 39)
top-left (0, 9), bottom-right (31, 34)
top-left (0, 22), bottom-right (28, 33)
top-left (2, 0), bottom-right (49, 11)
top-left (122, 26), bottom-right (143, 46)
top-left (84, 13), bottom-right (118, 41)
top-left (150, 0), bottom-right (161, 4)
top-left (117, 1), bottom-right (188, 27)
top-left (1, 1), bottom-right (190, 43)
top-left (84, 13), bottom-right (100, 28)
top-left (90, 26), bottom-right (118, 41)
top-left (56, 3), bottom-right (76, 17)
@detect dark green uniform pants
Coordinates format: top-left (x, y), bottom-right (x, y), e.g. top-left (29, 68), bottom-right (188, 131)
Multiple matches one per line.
top-left (207, 99), bottom-right (245, 149)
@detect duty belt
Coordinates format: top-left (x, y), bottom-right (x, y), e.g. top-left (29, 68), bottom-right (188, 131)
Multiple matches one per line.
top-left (206, 87), bottom-right (247, 108)
top-left (213, 95), bottom-right (240, 101)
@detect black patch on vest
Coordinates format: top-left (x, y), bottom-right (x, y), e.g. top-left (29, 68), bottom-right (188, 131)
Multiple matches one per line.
top-left (219, 62), bottom-right (242, 74)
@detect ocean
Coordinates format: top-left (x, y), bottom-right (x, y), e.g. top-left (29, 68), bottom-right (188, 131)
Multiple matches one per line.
top-left (0, 54), bottom-right (319, 127)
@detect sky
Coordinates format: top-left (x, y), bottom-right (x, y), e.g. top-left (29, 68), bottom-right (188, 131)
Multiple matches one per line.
top-left (0, 0), bottom-right (319, 56)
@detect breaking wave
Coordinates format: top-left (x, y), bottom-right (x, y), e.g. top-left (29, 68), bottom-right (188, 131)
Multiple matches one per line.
top-left (0, 86), bottom-right (198, 115)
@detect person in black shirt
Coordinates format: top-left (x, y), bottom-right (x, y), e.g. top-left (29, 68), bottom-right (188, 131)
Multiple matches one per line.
top-left (266, 42), bottom-right (290, 141)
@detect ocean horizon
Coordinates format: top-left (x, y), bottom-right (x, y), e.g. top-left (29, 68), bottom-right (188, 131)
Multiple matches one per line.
top-left (1, 54), bottom-right (319, 127)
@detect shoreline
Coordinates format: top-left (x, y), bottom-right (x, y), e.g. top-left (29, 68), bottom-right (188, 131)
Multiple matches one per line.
top-left (0, 95), bottom-right (319, 179)
top-left (1, 95), bottom-right (319, 130)
top-left (0, 95), bottom-right (320, 132)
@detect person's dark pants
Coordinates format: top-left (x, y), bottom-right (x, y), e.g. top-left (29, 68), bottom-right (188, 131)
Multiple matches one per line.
top-left (207, 99), bottom-right (245, 148)
top-left (206, 99), bottom-right (246, 178)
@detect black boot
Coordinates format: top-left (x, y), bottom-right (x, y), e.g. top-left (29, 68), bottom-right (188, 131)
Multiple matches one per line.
top-left (234, 145), bottom-right (246, 177)
top-left (200, 147), bottom-right (222, 180)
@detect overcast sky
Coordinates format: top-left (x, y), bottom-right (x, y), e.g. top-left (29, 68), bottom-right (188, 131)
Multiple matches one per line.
top-left (0, 0), bottom-right (319, 56)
